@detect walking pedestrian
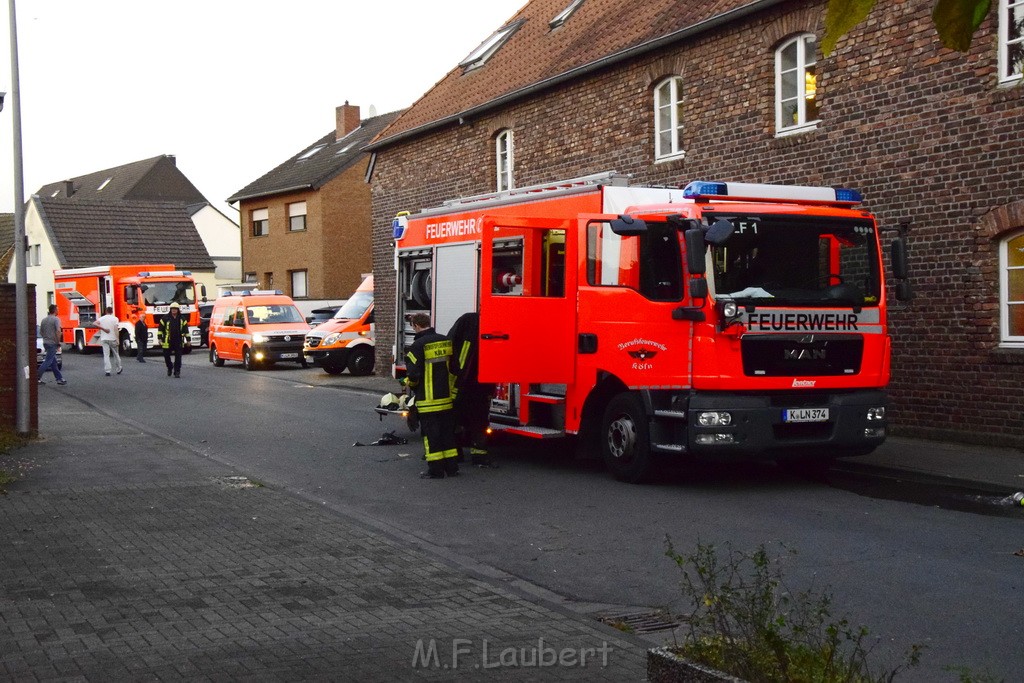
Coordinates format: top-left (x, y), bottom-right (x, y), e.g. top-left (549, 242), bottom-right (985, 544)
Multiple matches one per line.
top-left (135, 315), bottom-right (148, 362)
top-left (448, 311), bottom-right (497, 468)
top-left (37, 304), bottom-right (67, 386)
top-left (158, 302), bottom-right (189, 378)
top-left (404, 313), bottom-right (459, 479)
top-left (96, 306), bottom-right (123, 377)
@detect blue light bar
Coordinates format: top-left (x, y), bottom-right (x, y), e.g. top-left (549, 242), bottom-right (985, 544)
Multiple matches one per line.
top-left (834, 188), bottom-right (863, 203)
top-left (682, 180), bottom-right (862, 205)
top-left (683, 181), bottom-right (727, 198)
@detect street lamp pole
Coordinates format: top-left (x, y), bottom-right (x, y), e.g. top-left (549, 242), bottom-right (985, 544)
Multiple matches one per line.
top-left (7, 0), bottom-right (30, 434)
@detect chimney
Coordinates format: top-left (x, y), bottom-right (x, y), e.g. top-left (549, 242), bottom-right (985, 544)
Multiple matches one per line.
top-left (64, 180), bottom-right (74, 197)
top-left (336, 101), bottom-right (360, 141)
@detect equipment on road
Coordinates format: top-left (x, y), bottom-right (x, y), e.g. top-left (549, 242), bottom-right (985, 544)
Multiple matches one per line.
top-left (391, 172), bottom-right (912, 482)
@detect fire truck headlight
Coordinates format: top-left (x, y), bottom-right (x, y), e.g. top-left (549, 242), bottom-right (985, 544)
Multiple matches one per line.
top-left (864, 427), bottom-right (886, 438)
top-left (252, 333), bottom-right (267, 344)
top-left (866, 407), bottom-right (886, 421)
top-left (697, 411), bottom-right (732, 427)
top-left (721, 300), bottom-right (738, 318)
top-left (323, 333), bottom-right (341, 346)
top-left (695, 433), bottom-right (737, 445)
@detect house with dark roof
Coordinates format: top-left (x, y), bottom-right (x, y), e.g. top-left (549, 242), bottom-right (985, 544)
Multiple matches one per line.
top-left (227, 103), bottom-right (400, 302)
top-left (365, 0), bottom-right (1024, 448)
top-left (19, 155), bottom-right (240, 300)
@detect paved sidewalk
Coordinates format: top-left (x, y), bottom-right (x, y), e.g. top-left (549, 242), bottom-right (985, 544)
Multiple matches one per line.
top-left (0, 391), bottom-right (647, 681)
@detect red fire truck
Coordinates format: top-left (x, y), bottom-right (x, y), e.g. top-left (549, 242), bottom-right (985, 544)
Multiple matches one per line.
top-left (53, 264), bottom-right (205, 354)
top-left (391, 173), bottom-right (911, 481)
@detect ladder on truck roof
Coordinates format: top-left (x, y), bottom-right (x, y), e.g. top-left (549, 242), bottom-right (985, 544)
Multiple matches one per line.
top-left (417, 171), bottom-right (631, 217)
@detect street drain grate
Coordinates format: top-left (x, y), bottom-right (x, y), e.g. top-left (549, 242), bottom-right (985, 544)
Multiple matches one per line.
top-left (598, 611), bottom-right (681, 634)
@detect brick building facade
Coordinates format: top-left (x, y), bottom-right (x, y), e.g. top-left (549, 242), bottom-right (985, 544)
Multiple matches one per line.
top-left (368, 0), bottom-right (1024, 446)
top-left (0, 284), bottom-right (38, 435)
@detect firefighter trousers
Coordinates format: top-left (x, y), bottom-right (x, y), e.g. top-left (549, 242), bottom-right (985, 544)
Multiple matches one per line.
top-left (420, 409), bottom-right (459, 477)
top-left (455, 388), bottom-right (493, 465)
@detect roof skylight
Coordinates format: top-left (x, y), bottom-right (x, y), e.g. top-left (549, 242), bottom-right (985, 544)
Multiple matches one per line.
top-left (97, 177), bottom-right (112, 191)
top-left (297, 144), bottom-right (327, 161)
top-left (459, 20), bottom-right (523, 71)
top-left (549, 0), bottom-right (585, 28)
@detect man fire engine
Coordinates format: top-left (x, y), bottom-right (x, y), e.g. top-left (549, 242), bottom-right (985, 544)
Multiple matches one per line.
top-left (53, 264), bottom-right (205, 355)
top-left (391, 173), bottom-right (911, 482)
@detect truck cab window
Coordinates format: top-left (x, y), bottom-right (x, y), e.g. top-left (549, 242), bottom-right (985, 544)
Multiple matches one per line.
top-left (586, 220), bottom-right (682, 301)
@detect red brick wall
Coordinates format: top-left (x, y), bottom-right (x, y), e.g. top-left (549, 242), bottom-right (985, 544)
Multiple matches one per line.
top-left (370, 0), bottom-right (1024, 446)
top-left (0, 284), bottom-right (38, 435)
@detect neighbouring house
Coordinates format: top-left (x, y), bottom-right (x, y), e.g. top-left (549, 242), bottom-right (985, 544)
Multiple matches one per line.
top-left (0, 213), bottom-right (13, 279)
top-left (227, 103), bottom-right (400, 304)
top-left (18, 155), bottom-right (240, 303)
top-left (18, 198), bottom-right (215, 324)
top-left (365, 0), bottom-right (1024, 447)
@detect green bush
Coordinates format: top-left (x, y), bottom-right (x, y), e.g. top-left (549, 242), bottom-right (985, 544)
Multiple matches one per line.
top-left (664, 537), bottom-right (923, 683)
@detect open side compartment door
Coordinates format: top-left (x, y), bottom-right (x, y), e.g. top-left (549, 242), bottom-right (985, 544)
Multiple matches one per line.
top-left (479, 216), bottom-right (577, 385)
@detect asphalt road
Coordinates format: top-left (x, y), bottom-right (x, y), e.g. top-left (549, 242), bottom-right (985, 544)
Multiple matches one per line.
top-left (45, 350), bottom-right (1023, 682)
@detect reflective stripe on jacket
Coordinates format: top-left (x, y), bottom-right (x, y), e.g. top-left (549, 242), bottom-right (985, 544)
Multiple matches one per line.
top-left (158, 315), bottom-right (190, 349)
top-left (405, 327), bottom-right (454, 414)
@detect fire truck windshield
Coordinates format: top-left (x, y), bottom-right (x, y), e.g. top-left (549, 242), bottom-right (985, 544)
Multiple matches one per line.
top-left (707, 215), bottom-right (881, 307)
top-left (141, 281), bottom-right (195, 306)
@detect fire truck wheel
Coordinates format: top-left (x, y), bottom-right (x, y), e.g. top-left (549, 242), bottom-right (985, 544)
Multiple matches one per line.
top-left (243, 347), bottom-right (257, 371)
top-left (601, 393), bottom-right (652, 483)
top-left (322, 362), bottom-right (344, 375)
top-left (347, 347), bottom-right (375, 376)
top-left (210, 345), bottom-right (225, 367)
top-left (118, 331), bottom-right (132, 356)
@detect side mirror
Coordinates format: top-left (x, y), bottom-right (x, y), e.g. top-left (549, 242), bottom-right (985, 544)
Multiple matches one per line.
top-left (684, 228), bottom-right (706, 275)
top-left (689, 277), bottom-right (708, 299)
top-left (890, 237), bottom-right (909, 280)
top-left (609, 215), bottom-right (647, 236)
top-left (705, 219), bottom-right (735, 246)
top-left (200, 284), bottom-right (208, 301)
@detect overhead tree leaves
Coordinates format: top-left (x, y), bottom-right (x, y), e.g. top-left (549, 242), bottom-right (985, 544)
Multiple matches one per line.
top-left (822, 0), bottom-right (992, 55)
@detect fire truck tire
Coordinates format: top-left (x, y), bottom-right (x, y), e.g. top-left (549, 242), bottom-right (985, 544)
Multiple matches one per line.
top-left (210, 346), bottom-right (225, 367)
top-left (243, 346), bottom-right (256, 371)
top-left (322, 362), bottom-right (344, 375)
top-left (118, 331), bottom-right (132, 356)
top-left (347, 346), bottom-right (375, 376)
top-left (601, 393), bottom-right (653, 483)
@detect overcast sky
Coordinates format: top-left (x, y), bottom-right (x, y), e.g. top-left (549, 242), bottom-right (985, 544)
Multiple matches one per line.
top-left (0, 0), bottom-right (525, 217)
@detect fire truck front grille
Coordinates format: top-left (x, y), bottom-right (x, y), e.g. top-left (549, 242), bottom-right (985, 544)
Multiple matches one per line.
top-left (741, 334), bottom-right (863, 377)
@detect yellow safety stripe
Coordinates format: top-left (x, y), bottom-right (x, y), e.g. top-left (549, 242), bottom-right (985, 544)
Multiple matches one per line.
top-left (424, 340), bottom-right (452, 360)
top-left (458, 341), bottom-right (470, 369)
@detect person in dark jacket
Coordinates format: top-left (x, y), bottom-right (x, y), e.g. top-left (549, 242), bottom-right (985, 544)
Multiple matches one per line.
top-left (404, 313), bottom-right (459, 479)
top-left (134, 316), bottom-right (148, 362)
top-left (448, 312), bottom-right (497, 468)
top-left (158, 302), bottom-right (189, 378)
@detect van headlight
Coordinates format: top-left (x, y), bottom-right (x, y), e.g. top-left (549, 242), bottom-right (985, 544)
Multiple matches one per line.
top-left (252, 333), bottom-right (267, 343)
top-left (323, 333), bottom-right (341, 346)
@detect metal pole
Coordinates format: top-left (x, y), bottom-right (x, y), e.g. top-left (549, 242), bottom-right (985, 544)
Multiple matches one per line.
top-left (8, 0), bottom-right (30, 435)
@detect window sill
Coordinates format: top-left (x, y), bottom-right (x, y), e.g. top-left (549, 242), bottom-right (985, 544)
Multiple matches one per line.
top-left (769, 125), bottom-right (822, 150)
top-left (655, 152), bottom-right (686, 165)
top-left (990, 346), bottom-right (1024, 364)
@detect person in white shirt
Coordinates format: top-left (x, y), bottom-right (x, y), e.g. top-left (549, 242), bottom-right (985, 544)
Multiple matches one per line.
top-left (95, 306), bottom-right (123, 377)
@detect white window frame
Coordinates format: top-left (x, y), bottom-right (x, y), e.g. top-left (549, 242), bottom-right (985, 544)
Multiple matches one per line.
top-left (460, 21), bottom-right (522, 71)
top-left (291, 270), bottom-right (308, 299)
top-left (288, 201), bottom-right (307, 232)
top-left (999, 0), bottom-right (1024, 84)
top-left (775, 34), bottom-right (820, 135)
top-left (1000, 229), bottom-right (1024, 346)
top-left (654, 77), bottom-right (685, 161)
top-left (251, 208), bottom-right (269, 237)
top-left (496, 130), bottom-right (514, 192)
top-left (28, 244), bottom-right (41, 267)
top-left (550, 0), bottom-right (585, 28)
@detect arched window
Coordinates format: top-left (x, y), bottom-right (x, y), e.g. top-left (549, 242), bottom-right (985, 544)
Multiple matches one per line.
top-left (654, 76), bottom-right (685, 161)
top-left (1001, 230), bottom-right (1024, 345)
top-left (496, 129), bottom-right (514, 192)
top-left (775, 34), bottom-right (819, 134)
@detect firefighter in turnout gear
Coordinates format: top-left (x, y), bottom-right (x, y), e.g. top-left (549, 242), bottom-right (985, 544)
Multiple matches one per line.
top-left (448, 312), bottom-right (497, 468)
top-left (404, 313), bottom-right (459, 479)
top-left (158, 302), bottom-right (190, 378)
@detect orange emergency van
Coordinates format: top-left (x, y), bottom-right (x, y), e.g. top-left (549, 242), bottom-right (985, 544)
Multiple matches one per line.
top-left (208, 289), bottom-right (311, 370)
top-left (303, 274), bottom-right (375, 375)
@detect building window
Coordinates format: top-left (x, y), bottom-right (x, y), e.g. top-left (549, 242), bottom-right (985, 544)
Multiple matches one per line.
top-left (550, 0), bottom-right (585, 28)
top-left (47, 291), bottom-right (55, 307)
top-left (496, 130), bottom-right (514, 192)
top-left (291, 270), bottom-right (308, 299)
top-left (460, 21), bottom-right (523, 71)
top-left (244, 272), bottom-right (257, 283)
top-left (264, 272), bottom-right (274, 289)
top-left (776, 34), bottom-right (819, 134)
top-left (1000, 0), bottom-right (1024, 83)
top-left (288, 201), bottom-right (307, 232)
top-left (1001, 230), bottom-right (1024, 345)
top-left (654, 77), bottom-right (685, 161)
top-left (28, 244), bottom-right (41, 267)
top-left (251, 208), bottom-right (269, 237)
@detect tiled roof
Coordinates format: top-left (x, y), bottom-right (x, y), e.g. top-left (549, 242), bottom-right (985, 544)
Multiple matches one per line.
top-left (227, 110), bottom-right (402, 203)
top-left (371, 0), bottom-right (767, 147)
top-left (36, 155), bottom-right (207, 204)
top-left (36, 199), bottom-right (215, 271)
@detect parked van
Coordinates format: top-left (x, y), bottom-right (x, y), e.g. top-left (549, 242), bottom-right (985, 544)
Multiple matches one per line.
top-left (208, 289), bottom-right (311, 371)
top-left (303, 274), bottom-right (374, 375)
